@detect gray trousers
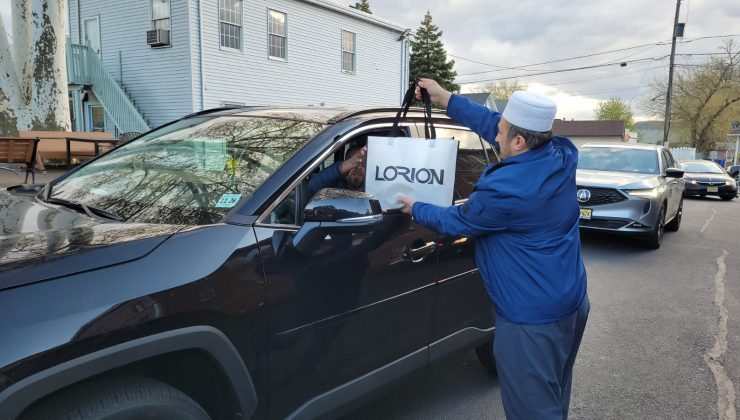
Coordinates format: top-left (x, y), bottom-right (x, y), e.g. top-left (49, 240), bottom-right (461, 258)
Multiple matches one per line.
top-left (493, 294), bottom-right (590, 420)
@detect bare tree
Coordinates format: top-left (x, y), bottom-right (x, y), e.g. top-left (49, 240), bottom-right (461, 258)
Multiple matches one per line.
top-left (641, 40), bottom-right (740, 151)
top-left (468, 80), bottom-right (528, 99)
top-left (0, 0), bottom-right (70, 136)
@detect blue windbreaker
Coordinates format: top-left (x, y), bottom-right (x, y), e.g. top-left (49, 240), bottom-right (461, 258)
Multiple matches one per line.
top-left (412, 94), bottom-right (587, 324)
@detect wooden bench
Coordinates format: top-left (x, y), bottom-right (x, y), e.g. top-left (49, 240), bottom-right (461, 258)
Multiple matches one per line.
top-left (0, 137), bottom-right (39, 183)
top-left (19, 131), bottom-right (116, 167)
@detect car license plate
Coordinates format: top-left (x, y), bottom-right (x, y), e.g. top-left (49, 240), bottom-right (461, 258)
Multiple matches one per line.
top-left (579, 208), bottom-right (592, 220)
top-left (708, 186), bottom-right (719, 192)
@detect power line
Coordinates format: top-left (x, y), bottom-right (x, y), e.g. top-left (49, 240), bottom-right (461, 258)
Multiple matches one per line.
top-left (544, 65), bottom-right (666, 87)
top-left (452, 34), bottom-right (740, 76)
top-left (456, 53), bottom-right (729, 84)
top-left (457, 56), bottom-right (666, 84)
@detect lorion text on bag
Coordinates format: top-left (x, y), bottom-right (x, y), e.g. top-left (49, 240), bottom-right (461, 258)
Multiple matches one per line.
top-left (373, 166), bottom-right (445, 185)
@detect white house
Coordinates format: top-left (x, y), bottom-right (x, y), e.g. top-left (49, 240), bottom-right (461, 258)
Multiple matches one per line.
top-left (67, 0), bottom-right (410, 135)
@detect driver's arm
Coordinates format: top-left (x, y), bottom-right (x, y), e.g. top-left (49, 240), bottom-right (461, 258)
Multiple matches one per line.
top-left (308, 161), bottom-right (344, 196)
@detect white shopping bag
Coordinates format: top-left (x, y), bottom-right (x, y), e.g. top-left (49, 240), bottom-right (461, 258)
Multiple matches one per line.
top-left (365, 136), bottom-right (458, 210)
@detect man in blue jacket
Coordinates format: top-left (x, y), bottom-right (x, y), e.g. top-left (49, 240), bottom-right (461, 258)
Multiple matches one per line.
top-left (397, 79), bottom-right (589, 420)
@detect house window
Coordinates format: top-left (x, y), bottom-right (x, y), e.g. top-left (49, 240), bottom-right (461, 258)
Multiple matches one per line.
top-left (88, 105), bottom-right (107, 132)
top-left (219, 0), bottom-right (242, 50)
top-left (268, 10), bottom-right (287, 59)
top-left (151, 0), bottom-right (170, 30)
top-left (342, 30), bottom-right (355, 73)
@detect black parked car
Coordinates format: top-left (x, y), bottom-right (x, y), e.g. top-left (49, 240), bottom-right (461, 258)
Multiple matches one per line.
top-left (0, 107), bottom-right (499, 420)
top-left (728, 164), bottom-right (739, 183)
top-left (680, 160), bottom-right (737, 200)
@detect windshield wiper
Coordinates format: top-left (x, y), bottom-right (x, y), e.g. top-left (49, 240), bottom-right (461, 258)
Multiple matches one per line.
top-left (47, 197), bottom-right (126, 222)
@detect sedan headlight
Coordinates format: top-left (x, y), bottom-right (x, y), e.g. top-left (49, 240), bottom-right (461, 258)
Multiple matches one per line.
top-left (726, 180), bottom-right (734, 186)
top-left (690, 180), bottom-right (698, 185)
top-left (625, 186), bottom-right (664, 199)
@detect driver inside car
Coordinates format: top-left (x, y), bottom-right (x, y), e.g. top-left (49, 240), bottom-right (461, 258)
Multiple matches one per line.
top-left (308, 143), bottom-right (368, 196)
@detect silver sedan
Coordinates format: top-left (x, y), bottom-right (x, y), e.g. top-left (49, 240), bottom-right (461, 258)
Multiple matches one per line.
top-left (576, 143), bottom-right (685, 249)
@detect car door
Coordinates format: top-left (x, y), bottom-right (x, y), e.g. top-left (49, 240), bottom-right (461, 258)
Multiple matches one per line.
top-left (661, 149), bottom-right (679, 218)
top-left (253, 123), bottom-right (438, 419)
top-left (665, 149), bottom-right (684, 206)
top-left (430, 125), bottom-right (497, 361)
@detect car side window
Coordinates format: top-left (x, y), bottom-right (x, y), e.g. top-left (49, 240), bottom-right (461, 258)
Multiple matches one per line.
top-left (264, 126), bottom-right (412, 227)
top-left (660, 151), bottom-right (669, 174)
top-left (665, 151), bottom-right (677, 169)
top-left (483, 141), bottom-right (501, 165)
top-left (435, 127), bottom-right (489, 202)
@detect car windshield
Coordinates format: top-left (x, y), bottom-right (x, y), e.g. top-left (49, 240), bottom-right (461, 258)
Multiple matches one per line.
top-left (680, 161), bottom-right (725, 174)
top-left (577, 147), bottom-right (659, 174)
top-left (50, 115), bottom-right (326, 225)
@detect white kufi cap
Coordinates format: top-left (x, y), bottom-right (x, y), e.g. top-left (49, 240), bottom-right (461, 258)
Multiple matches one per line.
top-left (502, 91), bottom-right (557, 132)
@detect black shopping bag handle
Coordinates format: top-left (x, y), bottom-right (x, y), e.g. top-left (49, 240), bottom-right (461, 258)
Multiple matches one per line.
top-left (389, 80), bottom-right (436, 139)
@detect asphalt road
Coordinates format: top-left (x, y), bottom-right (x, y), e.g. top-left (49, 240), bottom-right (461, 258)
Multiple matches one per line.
top-left (343, 196), bottom-right (740, 419)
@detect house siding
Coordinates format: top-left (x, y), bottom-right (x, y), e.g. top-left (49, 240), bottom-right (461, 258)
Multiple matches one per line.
top-left (194, 0), bottom-right (405, 110)
top-left (72, 0), bottom-right (195, 129)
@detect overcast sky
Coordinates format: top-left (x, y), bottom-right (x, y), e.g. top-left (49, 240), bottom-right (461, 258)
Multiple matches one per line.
top-left (2, 0), bottom-right (738, 120)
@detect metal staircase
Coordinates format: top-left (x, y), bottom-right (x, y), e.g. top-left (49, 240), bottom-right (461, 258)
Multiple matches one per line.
top-left (66, 42), bottom-right (150, 133)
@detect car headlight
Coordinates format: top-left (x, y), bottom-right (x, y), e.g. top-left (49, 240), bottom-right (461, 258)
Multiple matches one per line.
top-left (690, 180), bottom-right (698, 185)
top-left (625, 186), bottom-right (664, 199)
top-left (726, 180), bottom-right (734, 186)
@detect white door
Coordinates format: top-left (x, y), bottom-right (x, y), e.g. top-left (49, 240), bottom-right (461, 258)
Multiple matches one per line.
top-left (83, 16), bottom-right (101, 55)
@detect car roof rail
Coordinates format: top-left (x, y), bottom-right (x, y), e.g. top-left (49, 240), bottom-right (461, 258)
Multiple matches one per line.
top-left (328, 107), bottom-right (448, 124)
top-left (182, 105), bottom-right (257, 119)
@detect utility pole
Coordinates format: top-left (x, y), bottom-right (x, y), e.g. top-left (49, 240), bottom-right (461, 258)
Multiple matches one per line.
top-left (663, 0), bottom-right (683, 146)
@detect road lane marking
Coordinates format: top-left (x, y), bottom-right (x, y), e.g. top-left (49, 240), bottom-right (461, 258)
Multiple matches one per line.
top-left (701, 209), bottom-right (718, 233)
top-left (704, 249), bottom-right (736, 420)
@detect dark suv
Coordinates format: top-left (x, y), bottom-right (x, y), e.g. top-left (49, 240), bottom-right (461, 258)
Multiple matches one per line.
top-left (0, 107), bottom-right (499, 419)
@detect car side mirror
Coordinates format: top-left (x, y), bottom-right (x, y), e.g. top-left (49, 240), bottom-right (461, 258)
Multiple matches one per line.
top-left (292, 188), bottom-right (384, 253)
top-left (665, 168), bottom-right (684, 178)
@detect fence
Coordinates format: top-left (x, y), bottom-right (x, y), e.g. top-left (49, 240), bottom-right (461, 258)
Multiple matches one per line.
top-left (670, 147), bottom-right (696, 162)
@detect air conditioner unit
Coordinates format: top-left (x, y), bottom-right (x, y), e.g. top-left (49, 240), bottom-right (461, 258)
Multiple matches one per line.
top-left (147, 29), bottom-right (170, 47)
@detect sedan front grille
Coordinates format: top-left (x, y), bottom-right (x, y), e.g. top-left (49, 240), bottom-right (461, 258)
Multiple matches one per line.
top-left (576, 187), bottom-right (626, 206)
top-left (579, 219), bottom-right (630, 229)
top-left (697, 180), bottom-right (726, 186)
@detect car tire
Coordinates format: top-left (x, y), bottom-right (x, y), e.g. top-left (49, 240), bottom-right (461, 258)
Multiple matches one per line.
top-left (20, 376), bottom-right (211, 420)
top-left (644, 206), bottom-right (665, 249)
top-left (665, 199), bottom-right (682, 232)
top-left (720, 194), bottom-right (735, 201)
top-left (475, 341), bottom-right (498, 375)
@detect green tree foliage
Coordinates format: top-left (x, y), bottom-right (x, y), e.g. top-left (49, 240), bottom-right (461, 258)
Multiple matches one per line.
top-left (641, 40), bottom-right (740, 151)
top-left (358, 0), bottom-right (371, 13)
top-left (410, 11), bottom-right (459, 93)
top-left (594, 97), bottom-right (635, 130)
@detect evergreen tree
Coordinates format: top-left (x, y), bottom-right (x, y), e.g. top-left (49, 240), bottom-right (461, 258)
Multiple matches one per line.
top-left (358, 0), bottom-right (371, 13)
top-left (409, 11), bottom-right (459, 93)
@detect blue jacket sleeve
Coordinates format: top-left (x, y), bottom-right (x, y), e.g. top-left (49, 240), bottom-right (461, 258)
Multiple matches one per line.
top-left (308, 161), bottom-right (343, 196)
top-left (446, 94), bottom-right (502, 148)
top-left (412, 189), bottom-right (509, 238)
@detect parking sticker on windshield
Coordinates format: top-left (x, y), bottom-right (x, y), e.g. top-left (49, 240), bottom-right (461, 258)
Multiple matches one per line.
top-left (215, 194), bottom-right (242, 208)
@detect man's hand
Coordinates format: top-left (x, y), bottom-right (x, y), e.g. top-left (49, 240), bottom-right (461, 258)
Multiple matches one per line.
top-left (340, 146), bottom-right (367, 175)
top-left (396, 195), bottom-right (416, 215)
top-left (416, 78), bottom-right (452, 108)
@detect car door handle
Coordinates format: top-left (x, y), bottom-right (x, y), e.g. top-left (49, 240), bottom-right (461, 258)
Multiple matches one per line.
top-left (402, 242), bottom-right (437, 263)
